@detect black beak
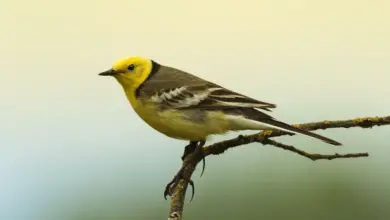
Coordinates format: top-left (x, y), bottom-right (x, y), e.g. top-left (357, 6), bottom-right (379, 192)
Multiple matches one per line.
top-left (98, 69), bottom-right (117, 76)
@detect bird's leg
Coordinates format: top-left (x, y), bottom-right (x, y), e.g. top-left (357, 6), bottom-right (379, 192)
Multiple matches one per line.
top-left (164, 140), bottom-right (206, 201)
top-left (181, 141), bottom-right (206, 177)
top-left (181, 141), bottom-right (198, 161)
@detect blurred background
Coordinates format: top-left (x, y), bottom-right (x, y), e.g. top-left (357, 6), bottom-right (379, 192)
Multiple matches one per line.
top-left (1, 0), bottom-right (389, 219)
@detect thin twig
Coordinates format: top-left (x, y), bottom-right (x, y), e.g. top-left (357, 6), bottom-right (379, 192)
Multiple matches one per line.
top-left (261, 138), bottom-right (368, 161)
top-left (168, 116), bottom-right (390, 220)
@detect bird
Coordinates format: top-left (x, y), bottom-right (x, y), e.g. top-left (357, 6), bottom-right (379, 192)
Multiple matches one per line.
top-left (98, 56), bottom-right (342, 200)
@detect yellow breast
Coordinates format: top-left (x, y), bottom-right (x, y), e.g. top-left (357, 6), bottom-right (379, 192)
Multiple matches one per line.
top-left (126, 91), bottom-right (230, 141)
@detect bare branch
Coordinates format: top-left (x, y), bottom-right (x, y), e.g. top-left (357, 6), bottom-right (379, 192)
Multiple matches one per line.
top-left (261, 138), bottom-right (368, 161)
top-left (167, 116), bottom-right (390, 220)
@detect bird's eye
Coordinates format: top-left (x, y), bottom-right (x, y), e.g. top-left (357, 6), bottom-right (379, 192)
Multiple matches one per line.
top-left (128, 64), bottom-right (135, 71)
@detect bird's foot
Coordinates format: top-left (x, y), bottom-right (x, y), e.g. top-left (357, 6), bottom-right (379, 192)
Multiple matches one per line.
top-left (164, 140), bottom-right (206, 201)
top-left (163, 166), bottom-right (195, 202)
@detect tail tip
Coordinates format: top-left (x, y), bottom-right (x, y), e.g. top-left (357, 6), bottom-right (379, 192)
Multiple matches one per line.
top-left (328, 140), bottom-right (342, 146)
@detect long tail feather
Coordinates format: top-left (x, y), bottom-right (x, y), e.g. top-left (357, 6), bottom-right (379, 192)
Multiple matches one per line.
top-left (261, 118), bottom-right (342, 146)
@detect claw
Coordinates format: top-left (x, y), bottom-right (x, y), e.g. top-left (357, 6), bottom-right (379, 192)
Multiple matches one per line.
top-left (163, 167), bottom-right (196, 202)
top-left (200, 157), bottom-right (205, 177)
top-left (164, 166), bottom-right (185, 200)
top-left (164, 178), bottom-right (176, 200)
top-left (196, 141), bottom-right (206, 177)
top-left (189, 180), bottom-right (195, 202)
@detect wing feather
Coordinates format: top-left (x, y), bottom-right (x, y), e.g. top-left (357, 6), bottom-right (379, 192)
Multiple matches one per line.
top-left (139, 62), bottom-right (276, 111)
top-left (150, 84), bottom-right (276, 111)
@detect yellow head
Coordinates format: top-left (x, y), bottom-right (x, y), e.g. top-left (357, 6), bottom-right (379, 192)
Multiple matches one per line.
top-left (98, 56), bottom-right (153, 91)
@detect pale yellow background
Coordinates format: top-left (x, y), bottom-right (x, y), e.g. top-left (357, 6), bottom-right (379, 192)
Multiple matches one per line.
top-left (1, 0), bottom-right (389, 220)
